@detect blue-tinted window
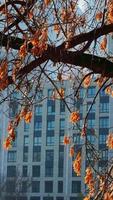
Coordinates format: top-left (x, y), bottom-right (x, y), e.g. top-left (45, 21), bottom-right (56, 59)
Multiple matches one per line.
top-left (46, 136), bottom-right (54, 146)
top-left (99, 117), bottom-right (109, 128)
top-left (32, 181), bottom-right (40, 193)
top-left (7, 166), bottom-right (16, 177)
top-left (87, 86), bottom-right (96, 98)
top-left (35, 105), bottom-right (42, 115)
top-left (33, 146), bottom-right (41, 162)
top-left (71, 181), bottom-right (81, 193)
top-left (87, 102), bottom-right (95, 112)
top-left (45, 150), bottom-right (54, 177)
top-left (47, 120), bottom-right (55, 130)
top-left (60, 119), bottom-right (65, 129)
top-left (24, 122), bottom-right (29, 132)
top-left (32, 165), bottom-right (40, 177)
top-left (34, 137), bottom-right (41, 146)
top-left (34, 121), bottom-right (42, 130)
top-left (7, 151), bottom-right (16, 162)
top-left (58, 181), bottom-right (63, 193)
top-left (99, 103), bottom-right (109, 113)
top-left (45, 181), bottom-right (53, 193)
top-left (99, 134), bottom-right (107, 144)
top-left (60, 100), bottom-right (65, 113)
top-left (87, 119), bottom-right (95, 128)
top-left (22, 166), bottom-right (28, 177)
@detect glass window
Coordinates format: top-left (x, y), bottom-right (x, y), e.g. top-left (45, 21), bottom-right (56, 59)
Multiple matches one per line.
top-left (87, 86), bottom-right (96, 98)
top-left (34, 121), bottom-right (42, 130)
top-left (33, 146), bottom-right (41, 162)
top-left (48, 89), bottom-right (54, 98)
top-left (58, 181), bottom-right (63, 193)
top-left (87, 119), bottom-right (95, 129)
top-left (99, 134), bottom-right (107, 144)
top-left (58, 147), bottom-right (64, 177)
top-left (60, 119), bottom-right (65, 129)
top-left (47, 120), bottom-right (55, 130)
top-left (79, 87), bottom-right (84, 98)
top-left (36, 90), bottom-right (43, 100)
top-left (59, 136), bottom-right (64, 144)
top-left (46, 136), bottom-right (54, 146)
top-left (7, 166), bottom-right (16, 177)
top-left (99, 103), bottom-right (109, 113)
top-left (56, 198), bottom-right (64, 200)
top-left (23, 147), bottom-right (28, 162)
top-left (32, 181), bottom-right (40, 193)
top-left (7, 151), bottom-right (16, 162)
top-left (21, 181), bottom-right (27, 193)
top-left (71, 181), bottom-right (81, 193)
top-left (45, 181), bottom-right (53, 193)
top-left (34, 137), bottom-right (41, 146)
top-left (24, 136), bottom-right (29, 146)
top-left (45, 150), bottom-right (54, 177)
top-left (43, 198), bottom-right (53, 200)
top-left (87, 102), bottom-right (95, 112)
top-left (99, 117), bottom-right (109, 128)
top-left (87, 135), bottom-right (95, 144)
top-left (24, 122), bottom-right (29, 132)
top-left (30, 197), bottom-right (40, 200)
top-left (35, 105), bottom-right (42, 115)
top-left (6, 180), bottom-right (15, 193)
top-left (60, 100), bottom-right (65, 113)
top-left (101, 150), bottom-right (108, 160)
top-left (47, 100), bottom-right (55, 114)
top-left (22, 166), bottom-right (28, 177)
top-left (32, 166), bottom-right (40, 177)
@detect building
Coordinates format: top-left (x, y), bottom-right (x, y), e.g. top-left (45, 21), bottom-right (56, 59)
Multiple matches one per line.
top-left (0, 79), bottom-right (113, 200)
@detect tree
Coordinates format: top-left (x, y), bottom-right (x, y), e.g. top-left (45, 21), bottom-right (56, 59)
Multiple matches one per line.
top-left (0, 0), bottom-right (113, 199)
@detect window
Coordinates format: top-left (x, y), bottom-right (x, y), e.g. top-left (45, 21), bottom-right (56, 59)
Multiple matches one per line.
top-left (32, 181), bottom-right (40, 193)
top-left (22, 166), bottom-right (28, 177)
top-left (99, 103), bottom-right (109, 113)
top-left (99, 134), bottom-right (107, 144)
top-left (60, 100), bottom-right (65, 113)
top-left (58, 146), bottom-right (64, 177)
top-left (24, 136), bottom-right (29, 146)
top-left (30, 197), bottom-right (40, 200)
top-left (79, 87), bottom-right (84, 98)
top-left (35, 105), bottom-right (42, 115)
top-left (34, 137), bottom-right (41, 146)
top-left (47, 100), bottom-right (55, 114)
top-left (45, 181), bottom-right (53, 193)
top-left (24, 122), bottom-right (29, 132)
top-left (60, 119), bottom-right (65, 130)
top-left (45, 150), bottom-right (54, 177)
top-left (47, 120), bottom-right (55, 130)
top-left (7, 151), bottom-right (16, 162)
top-left (6, 180), bottom-right (15, 193)
top-left (23, 147), bottom-right (28, 162)
top-left (36, 90), bottom-right (43, 100)
top-left (87, 102), bottom-right (95, 112)
top-left (48, 89), bottom-right (54, 98)
top-left (32, 166), bottom-right (40, 177)
top-left (21, 181), bottom-right (27, 193)
top-left (87, 119), bottom-right (95, 129)
top-left (101, 150), bottom-right (108, 160)
top-left (46, 136), bottom-right (54, 146)
top-left (99, 117), bottom-right (109, 128)
top-left (56, 198), bottom-right (64, 200)
top-left (43, 198), bottom-right (53, 200)
top-left (34, 121), bottom-right (42, 130)
top-left (58, 181), bottom-right (63, 193)
top-left (87, 135), bottom-right (95, 144)
top-left (71, 181), bottom-right (81, 193)
top-left (59, 136), bottom-right (64, 144)
top-left (33, 146), bottom-right (41, 162)
top-left (7, 166), bottom-right (16, 177)
top-left (87, 86), bottom-right (96, 98)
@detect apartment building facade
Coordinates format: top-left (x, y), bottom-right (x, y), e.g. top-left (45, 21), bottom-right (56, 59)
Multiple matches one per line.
top-left (0, 80), bottom-right (113, 200)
